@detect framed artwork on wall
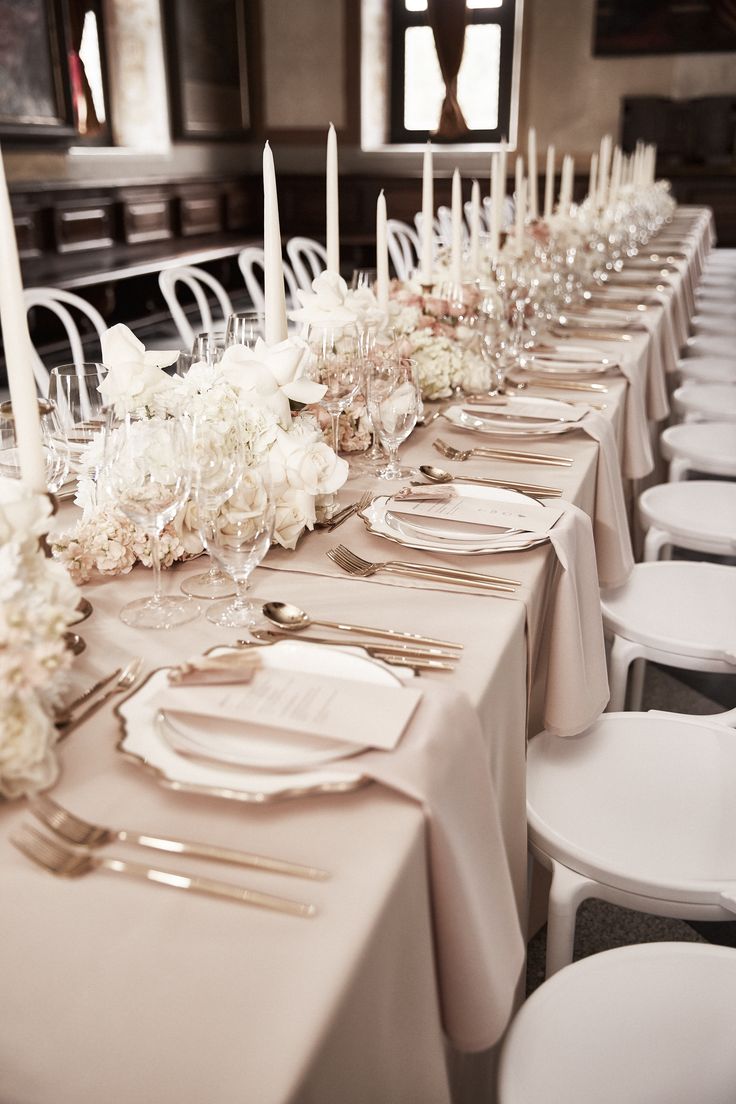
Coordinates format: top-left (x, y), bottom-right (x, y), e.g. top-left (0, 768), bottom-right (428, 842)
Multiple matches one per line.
top-left (164, 0), bottom-right (252, 141)
top-left (0, 0), bottom-right (75, 140)
top-left (594, 0), bottom-right (736, 56)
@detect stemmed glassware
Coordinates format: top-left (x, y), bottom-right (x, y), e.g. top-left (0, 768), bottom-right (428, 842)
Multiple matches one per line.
top-left (225, 311), bottom-right (264, 349)
top-left (180, 416), bottom-right (243, 600)
top-left (47, 362), bottom-right (107, 476)
top-left (305, 323), bottom-right (363, 454)
top-left (367, 352), bottom-right (420, 480)
top-left (103, 411), bottom-right (199, 629)
top-left (0, 398), bottom-right (69, 493)
top-left (200, 461), bottom-right (275, 629)
top-left (191, 331), bottom-right (226, 365)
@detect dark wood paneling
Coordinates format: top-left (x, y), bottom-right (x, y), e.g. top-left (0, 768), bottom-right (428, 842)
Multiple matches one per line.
top-left (12, 206), bottom-right (44, 259)
top-left (121, 191), bottom-right (173, 245)
top-left (54, 201), bottom-right (115, 253)
top-left (178, 191), bottom-right (223, 237)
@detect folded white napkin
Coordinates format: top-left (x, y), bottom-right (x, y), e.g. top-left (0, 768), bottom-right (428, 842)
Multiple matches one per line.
top-left (576, 413), bottom-right (635, 587)
top-left (543, 503), bottom-right (610, 735)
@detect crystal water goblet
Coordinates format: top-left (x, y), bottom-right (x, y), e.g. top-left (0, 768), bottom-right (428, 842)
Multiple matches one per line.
top-left (225, 311), bottom-right (264, 349)
top-left (47, 362), bottom-right (107, 476)
top-left (202, 462), bottom-right (275, 629)
top-left (305, 323), bottom-right (363, 454)
top-left (0, 399), bottom-right (69, 493)
top-left (180, 417), bottom-right (243, 600)
top-left (103, 411), bottom-right (199, 629)
top-left (367, 354), bottom-right (420, 480)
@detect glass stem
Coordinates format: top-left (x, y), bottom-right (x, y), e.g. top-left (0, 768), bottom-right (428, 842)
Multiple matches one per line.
top-left (149, 529), bottom-right (163, 606)
top-left (233, 576), bottom-right (250, 609)
top-left (386, 443), bottom-right (399, 475)
top-left (330, 412), bottom-right (341, 454)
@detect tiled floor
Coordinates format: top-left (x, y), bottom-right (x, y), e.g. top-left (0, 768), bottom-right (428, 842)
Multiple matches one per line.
top-left (526, 662), bottom-right (736, 995)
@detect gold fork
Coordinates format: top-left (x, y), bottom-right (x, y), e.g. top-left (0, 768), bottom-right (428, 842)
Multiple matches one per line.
top-left (327, 545), bottom-right (519, 592)
top-left (56, 658), bottom-right (143, 736)
top-left (11, 824), bottom-right (317, 918)
top-left (30, 794), bottom-right (329, 881)
top-left (324, 490), bottom-right (373, 532)
top-left (433, 438), bottom-right (573, 468)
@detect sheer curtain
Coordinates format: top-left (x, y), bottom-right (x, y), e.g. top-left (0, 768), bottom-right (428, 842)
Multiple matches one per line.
top-left (427, 0), bottom-right (469, 139)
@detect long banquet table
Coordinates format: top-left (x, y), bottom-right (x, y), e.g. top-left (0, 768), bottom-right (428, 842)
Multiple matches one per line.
top-left (0, 208), bottom-right (713, 1104)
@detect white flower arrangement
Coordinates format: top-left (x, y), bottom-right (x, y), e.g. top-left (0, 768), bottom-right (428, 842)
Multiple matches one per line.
top-left (387, 283), bottom-right (483, 400)
top-left (0, 478), bottom-right (80, 800)
top-left (52, 325), bottom-right (349, 583)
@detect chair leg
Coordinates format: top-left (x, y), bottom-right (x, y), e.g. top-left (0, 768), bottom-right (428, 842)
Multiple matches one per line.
top-left (628, 657), bottom-right (647, 711)
top-left (606, 635), bottom-right (642, 712)
top-left (643, 527), bottom-right (671, 562)
top-left (545, 862), bottom-right (593, 978)
top-left (668, 457), bottom-right (689, 482)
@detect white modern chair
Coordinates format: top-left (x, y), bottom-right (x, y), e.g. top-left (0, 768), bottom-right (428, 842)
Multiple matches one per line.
top-left (498, 942), bottom-right (736, 1104)
top-left (660, 421), bottom-right (736, 480)
top-left (683, 334), bottom-right (735, 360)
top-left (600, 561), bottom-right (736, 712)
top-left (677, 356), bottom-right (736, 385)
top-left (673, 382), bottom-right (736, 423)
top-left (691, 314), bottom-right (736, 337)
top-left (639, 481), bottom-right (736, 561)
top-left (23, 287), bottom-right (106, 395)
top-left (413, 210), bottom-right (443, 243)
top-left (158, 265), bottom-right (233, 349)
top-left (436, 205), bottom-right (462, 247)
top-left (285, 236), bottom-right (328, 291)
top-left (386, 219), bottom-right (420, 281)
top-left (527, 711), bottom-right (736, 978)
top-left (237, 246), bottom-right (301, 314)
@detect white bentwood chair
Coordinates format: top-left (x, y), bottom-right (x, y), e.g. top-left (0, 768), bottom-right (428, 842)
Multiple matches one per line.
top-left (498, 943), bottom-right (736, 1104)
top-left (600, 561), bottom-right (736, 712)
top-left (158, 265), bottom-right (233, 349)
top-left (23, 287), bottom-right (106, 395)
top-left (237, 247), bottom-right (301, 314)
top-left (677, 355), bottom-right (736, 385)
top-left (285, 236), bottom-right (329, 291)
top-left (527, 711), bottom-right (736, 978)
top-left (386, 219), bottom-right (420, 282)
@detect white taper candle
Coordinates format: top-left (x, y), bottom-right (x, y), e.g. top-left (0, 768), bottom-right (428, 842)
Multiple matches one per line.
top-left (326, 122), bottom-right (340, 273)
top-left (0, 143), bottom-right (45, 492)
top-left (527, 126), bottom-right (538, 219)
top-left (263, 142), bottom-right (288, 346)
top-left (469, 179), bottom-right (481, 274)
top-left (375, 190), bottom-right (389, 314)
top-left (450, 168), bottom-right (463, 287)
top-left (543, 144), bottom-right (555, 220)
top-left (420, 143), bottom-right (434, 284)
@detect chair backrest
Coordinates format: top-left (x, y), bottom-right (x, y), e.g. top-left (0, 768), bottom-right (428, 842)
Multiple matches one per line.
top-left (413, 210), bottom-right (443, 242)
top-left (158, 265), bottom-right (234, 348)
top-left (23, 287), bottom-right (107, 395)
top-left (464, 198), bottom-right (492, 235)
top-left (237, 247), bottom-right (301, 316)
top-left (386, 219), bottom-right (420, 282)
top-left (286, 237), bottom-right (329, 291)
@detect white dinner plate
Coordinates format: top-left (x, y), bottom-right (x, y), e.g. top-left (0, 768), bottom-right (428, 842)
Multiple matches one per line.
top-left (360, 485), bottom-right (552, 556)
top-left (442, 397), bottom-right (583, 438)
top-left (116, 642), bottom-right (408, 802)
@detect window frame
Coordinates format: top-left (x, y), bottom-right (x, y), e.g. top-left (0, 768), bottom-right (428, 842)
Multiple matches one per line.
top-left (389, 0), bottom-right (518, 145)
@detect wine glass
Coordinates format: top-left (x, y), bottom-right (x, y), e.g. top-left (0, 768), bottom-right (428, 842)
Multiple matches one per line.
top-left (180, 416), bottom-right (243, 600)
top-left (0, 398), bottom-right (69, 493)
top-left (103, 411), bottom-right (199, 629)
top-left (225, 311), bottom-right (264, 349)
top-left (305, 323), bottom-right (363, 454)
top-left (191, 331), bottom-right (226, 365)
top-left (367, 354), bottom-right (420, 480)
top-left (47, 363), bottom-right (107, 475)
top-left (201, 462), bottom-right (275, 629)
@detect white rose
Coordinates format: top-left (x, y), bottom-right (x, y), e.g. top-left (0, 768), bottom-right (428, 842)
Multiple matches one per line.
top-left (273, 487), bottom-right (315, 550)
top-left (220, 347), bottom-right (293, 428)
top-left (269, 425), bottom-right (348, 495)
top-left (99, 323), bottom-right (178, 416)
top-left (0, 477), bottom-right (51, 543)
top-left (0, 690), bottom-right (59, 800)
